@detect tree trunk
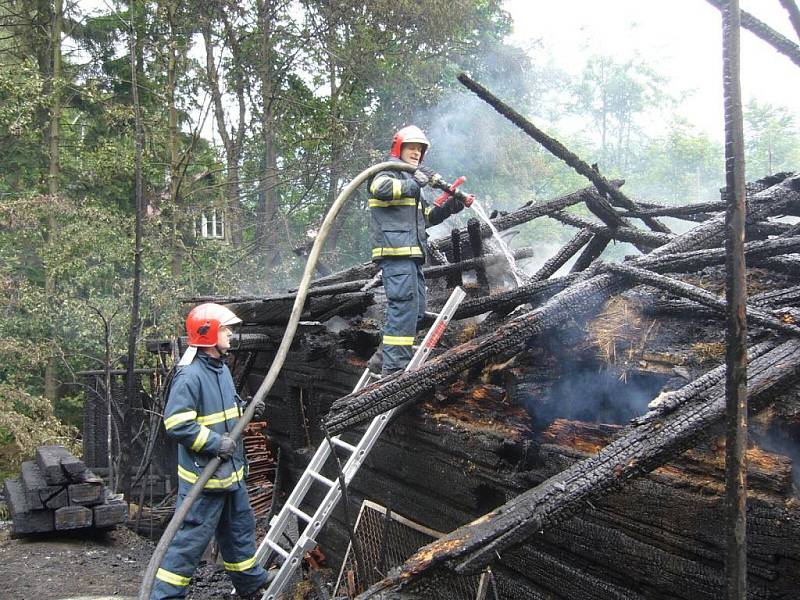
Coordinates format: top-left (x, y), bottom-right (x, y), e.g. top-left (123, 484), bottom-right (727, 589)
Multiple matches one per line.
top-left (122, 0), bottom-right (145, 502)
top-left (256, 0), bottom-right (281, 270)
top-left (43, 0), bottom-right (63, 402)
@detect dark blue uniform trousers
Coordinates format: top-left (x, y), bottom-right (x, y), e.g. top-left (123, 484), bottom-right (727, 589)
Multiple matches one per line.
top-left (380, 258), bottom-right (426, 374)
top-left (152, 483), bottom-right (267, 599)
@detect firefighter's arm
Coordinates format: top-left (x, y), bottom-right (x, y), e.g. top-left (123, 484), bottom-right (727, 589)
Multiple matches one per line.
top-left (369, 170), bottom-right (421, 201)
top-left (162, 371), bottom-right (224, 455)
top-left (425, 194), bottom-right (466, 226)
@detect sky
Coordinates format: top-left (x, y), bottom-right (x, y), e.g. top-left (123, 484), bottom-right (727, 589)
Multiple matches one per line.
top-left (504, 0), bottom-right (800, 141)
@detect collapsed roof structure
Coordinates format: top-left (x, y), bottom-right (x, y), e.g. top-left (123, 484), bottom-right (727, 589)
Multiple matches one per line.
top-left (198, 98), bottom-right (800, 597)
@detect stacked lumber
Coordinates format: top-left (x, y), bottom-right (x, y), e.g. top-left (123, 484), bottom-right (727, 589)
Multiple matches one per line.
top-left (3, 445), bottom-right (128, 536)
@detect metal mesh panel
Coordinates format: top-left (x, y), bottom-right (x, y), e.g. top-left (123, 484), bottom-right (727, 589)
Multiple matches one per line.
top-left (334, 500), bottom-right (485, 599)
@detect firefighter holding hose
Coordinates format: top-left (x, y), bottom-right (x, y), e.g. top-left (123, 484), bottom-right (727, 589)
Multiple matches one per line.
top-left (367, 125), bottom-right (469, 376)
top-left (152, 303), bottom-right (272, 600)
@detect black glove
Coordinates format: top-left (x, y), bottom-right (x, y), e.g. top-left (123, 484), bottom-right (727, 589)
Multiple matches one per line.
top-left (250, 398), bottom-right (266, 420)
top-left (217, 434), bottom-right (236, 460)
top-left (412, 168), bottom-right (430, 187)
top-left (447, 194), bottom-right (466, 214)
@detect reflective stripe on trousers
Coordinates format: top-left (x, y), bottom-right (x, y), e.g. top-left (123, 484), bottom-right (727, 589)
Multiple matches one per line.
top-left (151, 484), bottom-right (267, 599)
top-left (380, 258), bottom-right (426, 374)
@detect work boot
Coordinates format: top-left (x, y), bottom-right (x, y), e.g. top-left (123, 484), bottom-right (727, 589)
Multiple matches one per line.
top-left (367, 347), bottom-right (383, 374)
top-left (236, 570), bottom-right (276, 600)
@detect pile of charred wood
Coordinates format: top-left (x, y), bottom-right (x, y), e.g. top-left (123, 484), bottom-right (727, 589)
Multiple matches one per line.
top-left (3, 445), bottom-right (128, 536)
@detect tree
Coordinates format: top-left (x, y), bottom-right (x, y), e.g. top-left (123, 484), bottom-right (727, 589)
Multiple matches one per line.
top-left (572, 55), bottom-right (673, 174)
top-left (743, 98), bottom-right (800, 178)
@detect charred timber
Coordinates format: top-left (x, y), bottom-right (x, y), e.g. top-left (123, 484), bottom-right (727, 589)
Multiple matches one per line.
top-left (636, 341), bottom-right (778, 422)
top-left (457, 73), bottom-right (671, 234)
top-left (359, 338), bottom-right (800, 596)
top-left (453, 275), bottom-right (575, 320)
top-left (605, 262), bottom-right (800, 337)
top-left (780, 0), bottom-right (800, 41)
top-left (227, 291), bottom-right (373, 326)
top-left (570, 234), bottom-right (611, 273)
top-left (549, 211), bottom-right (672, 248)
top-left (704, 0), bottom-right (800, 67)
top-left (648, 173), bottom-right (800, 257)
top-left (620, 202), bottom-right (725, 219)
top-left (530, 229), bottom-right (593, 281)
top-left (631, 235), bottom-right (800, 274)
top-left (325, 272), bottom-right (621, 434)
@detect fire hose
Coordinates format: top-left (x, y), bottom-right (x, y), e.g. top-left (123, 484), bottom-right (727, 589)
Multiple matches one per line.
top-left (138, 162), bottom-right (474, 599)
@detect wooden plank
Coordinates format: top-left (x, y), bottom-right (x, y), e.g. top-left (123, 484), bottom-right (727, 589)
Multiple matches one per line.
top-left (60, 454), bottom-right (87, 481)
top-left (93, 498), bottom-right (129, 528)
top-left (35, 445), bottom-right (71, 485)
top-left (4, 478), bottom-right (54, 535)
top-left (54, 505), bottom-right (92, 530)
top-left (42, 487), bottom-right (69, 510)
top-left (19, 461), bottom-right (60, 510)
top-left (68, 482), bottom-right (104, 506)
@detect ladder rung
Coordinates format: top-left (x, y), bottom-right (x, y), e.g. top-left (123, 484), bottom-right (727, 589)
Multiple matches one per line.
top-left (267, 539), bottom-right (289, 560)
top-left (308, 470), bottom-right (336, 488)
top-left (331, 437), bottom-right (357, 453)
top-left (287, 503), bottom-right (313, 523)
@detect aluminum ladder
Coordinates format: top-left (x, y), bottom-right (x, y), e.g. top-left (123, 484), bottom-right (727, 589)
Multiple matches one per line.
top-left (254, 286), bottom-right (466, 600)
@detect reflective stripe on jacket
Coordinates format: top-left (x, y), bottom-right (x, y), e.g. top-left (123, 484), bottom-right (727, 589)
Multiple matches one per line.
top-left (367, 157), bottom-right (452, 261)
top-left (163, 352), bottom-right (246, 491)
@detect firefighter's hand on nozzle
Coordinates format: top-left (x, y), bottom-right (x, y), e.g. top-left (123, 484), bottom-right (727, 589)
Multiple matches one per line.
top-left (217, 434), bottom-right (236, 460)
top-left (449, 195), bottom-right (466, 214)
top-left (412, 168), bottom-right (430, 187)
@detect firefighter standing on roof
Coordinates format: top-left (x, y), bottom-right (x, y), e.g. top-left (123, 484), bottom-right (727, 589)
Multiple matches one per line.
top-left (152, 303), bottom-right (272, 600)
top-left (368, 125), bottom-right (466, 375)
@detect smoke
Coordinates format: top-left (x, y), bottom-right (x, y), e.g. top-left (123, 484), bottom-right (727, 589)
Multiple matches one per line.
top-left (751, 423), bottom-right (800, 491)
top-left (516, 366), bottom-right (666, 431)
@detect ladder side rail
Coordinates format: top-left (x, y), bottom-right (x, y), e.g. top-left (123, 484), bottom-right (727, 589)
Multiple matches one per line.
top-left (254, 368), bottom-right (376, 565)
top-left (260, 287), bottom-right (466, 599)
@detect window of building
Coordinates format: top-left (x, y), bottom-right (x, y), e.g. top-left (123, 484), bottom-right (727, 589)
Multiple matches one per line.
top-left (198, 209), bottom-right (225, 239)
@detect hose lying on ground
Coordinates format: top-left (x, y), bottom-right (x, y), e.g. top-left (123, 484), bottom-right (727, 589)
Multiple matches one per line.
top-left (139, 161), bottom-right (415, 599)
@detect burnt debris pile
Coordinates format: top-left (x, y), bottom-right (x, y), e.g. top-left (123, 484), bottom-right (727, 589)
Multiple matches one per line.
top-left (184, 80), bottom-right (800, 598)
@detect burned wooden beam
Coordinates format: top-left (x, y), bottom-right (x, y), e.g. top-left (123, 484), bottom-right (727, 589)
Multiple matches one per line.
top-left (530, 230), bottom-right (593, 281)
top-left (605, 262), bottom-right (800, 337)
top-left (454, 275), bottom-right (575, 320)
top-left (621, 202), bottom-right (724, 219)
top-left (569, 234), bottom-right (610, 273)
top-left (325, 272), bottom-right (622, 434)
top-left (549, 211), bottom-right (672, 249)
top-left (358, 338), bottom-right (800, 596)
top-left (780, 0), bottom-right (800, 41)
top-left (704, 0), bottom-right (800, 67)
top-left (632, 236), bottom-right (800, 274)
top-left (637, 341), bottom-right (777, 422)
top-left (457, 72), bottom-right (671, 234)
top-left (648, 173), bottom-right (800, 257)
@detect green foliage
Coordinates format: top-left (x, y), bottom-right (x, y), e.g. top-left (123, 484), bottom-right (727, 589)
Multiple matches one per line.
top-left (0, 383), bottom-right (81, 477)
top-left (744, 99), bottom-right (800, 179)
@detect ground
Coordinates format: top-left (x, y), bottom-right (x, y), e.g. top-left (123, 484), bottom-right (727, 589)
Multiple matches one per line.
top-left (0, 520), bottom-right (263, 600)
top-left (0, 519), bottom-right (333, 600)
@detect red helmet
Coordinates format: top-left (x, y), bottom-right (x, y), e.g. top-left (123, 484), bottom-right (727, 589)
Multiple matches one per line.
top-left (185, 303), bottom-right (242, 347)
top-left (390, 125), bottom-right (430, 161)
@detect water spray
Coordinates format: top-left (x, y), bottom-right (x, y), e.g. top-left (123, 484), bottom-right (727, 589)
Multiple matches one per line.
top-left (431, 174), bottom-right (524, 286)
top-left (138, 161), bottom-right (415, 600)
